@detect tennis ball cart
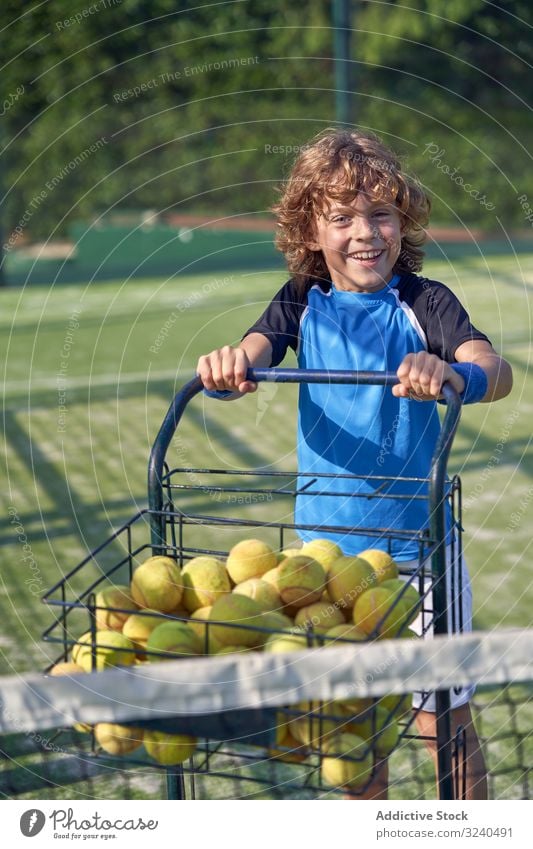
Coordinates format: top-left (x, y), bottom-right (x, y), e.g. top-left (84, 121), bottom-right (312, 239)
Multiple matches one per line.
top-left (42, 368), bottom-right (468, 800)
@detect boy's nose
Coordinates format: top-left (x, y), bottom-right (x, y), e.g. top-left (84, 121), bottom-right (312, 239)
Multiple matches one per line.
top-left (351, 215), bottom-right (378, 241)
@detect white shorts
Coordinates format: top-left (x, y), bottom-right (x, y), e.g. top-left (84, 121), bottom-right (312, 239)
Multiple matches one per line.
top-left (400, 545), bottom-right (474, 712)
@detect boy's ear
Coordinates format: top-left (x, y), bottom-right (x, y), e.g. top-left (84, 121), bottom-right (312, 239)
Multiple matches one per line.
top-left (305, 236), bottom-right (321, 252)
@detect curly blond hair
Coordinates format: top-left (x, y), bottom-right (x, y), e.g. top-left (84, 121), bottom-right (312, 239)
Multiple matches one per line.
top-left (273, 129), bottom-right (430, 289)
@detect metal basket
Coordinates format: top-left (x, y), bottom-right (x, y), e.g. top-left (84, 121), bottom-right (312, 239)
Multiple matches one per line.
top-left (42, 368), bottom-right (465, 799)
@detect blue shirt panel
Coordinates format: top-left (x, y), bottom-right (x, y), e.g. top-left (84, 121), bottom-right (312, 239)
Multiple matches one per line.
top-left (295, 279), bottom-right (441, 560)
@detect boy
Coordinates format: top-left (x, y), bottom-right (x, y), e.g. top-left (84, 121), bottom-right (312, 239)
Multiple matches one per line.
top-left (196, 129), bottom-right (513, 798)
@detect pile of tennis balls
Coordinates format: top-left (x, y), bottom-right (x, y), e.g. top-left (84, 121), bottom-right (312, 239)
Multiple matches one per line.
top-left (49, 537), bottom-right (420, 790)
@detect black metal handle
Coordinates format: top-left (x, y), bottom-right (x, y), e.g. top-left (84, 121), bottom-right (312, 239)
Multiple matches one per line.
top-left (148, 368), bottom-right (461, 555)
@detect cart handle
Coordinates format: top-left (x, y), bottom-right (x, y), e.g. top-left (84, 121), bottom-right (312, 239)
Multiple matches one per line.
top-left (148, 368), bottom-right (461, 574)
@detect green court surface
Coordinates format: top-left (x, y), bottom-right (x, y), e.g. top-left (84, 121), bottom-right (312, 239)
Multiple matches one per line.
top-left (0, 255), bottom-right (531, 799)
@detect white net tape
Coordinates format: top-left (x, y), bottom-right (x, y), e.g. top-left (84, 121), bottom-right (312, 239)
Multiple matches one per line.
top-left (1, 628), bottom-right (532, 734)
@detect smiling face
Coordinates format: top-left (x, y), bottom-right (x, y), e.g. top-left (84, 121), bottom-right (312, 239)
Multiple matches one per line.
top-left (306, 193), bottom-right (403, 293)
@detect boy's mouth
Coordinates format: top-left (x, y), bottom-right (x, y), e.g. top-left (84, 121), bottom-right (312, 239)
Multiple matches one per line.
top-left (347, 249), bottom-right (384, 265)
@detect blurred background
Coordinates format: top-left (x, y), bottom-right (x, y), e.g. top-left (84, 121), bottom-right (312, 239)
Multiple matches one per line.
top-left (0, 0), bottom-right (532, 803)
top-left (0, 1), bottom-right (531, 676)
top-left (1, 0), bottom-right (532, 283)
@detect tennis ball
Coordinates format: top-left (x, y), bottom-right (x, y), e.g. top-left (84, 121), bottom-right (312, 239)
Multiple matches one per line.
top-left (353, 586), bottom-right (410, 638)
top-left (358, 549), bottom-right (399, 583)
top-left (263, 633), bottom-right (310, 653)
top-left (233, 577), bottom-right (281, 613)
top-left (49, 661), bottom-right (85, 677)
top-left (143, 730), bottom-right (197, 765)
top-left (130, 556), bottom-right (183, 613)
top-left (261, 565), bottom-right (281, 589)
top-left (95, 723), bottom-right (144, 756)
top-left (186, 605), bottom-right (221, 653)
top-left (379, 693), bottom-right (412, 719)
top-left (301, 539), bottom-right (344, 573)
top-left (327, 555), bottom-right (378, 610)
top-left (323, 623), bottom-right (368, 644)
top-left (278, 547), bottom-right (303, 562)
top-left (209, 594), bottom-right (265, 647)
top-left (122, 609), bottom-right (164, 654)
top-left (268, 725), bottom-right (307, 763)
top-left (181, 555), bottom-right (231, 612)
top-left (321, 732), bottom-right (373, 789)
top-left (72, 630), bottom-right (136, 672)
top-left (290, 700), bottom-right (347, 748)
top-left (294, 601), bottom-right (345, 635)
top-left (49, 662), bottom-right (91, 732)
top-left (380, 579), bottom-right (421, 628)
top-left (95, 585), bottom-right (138, 631)
top-left (214, 644), bottom-right (253, 654)
top-left (226, 539), bottom-right (278, 584)
top-left (258, 610), bottom-right (294, 642)
top-left (347, 705), bottom-right (400, 759)
top-left (277, 555), bottom-right (325, 608)
top-left (146, 620), bottom-right (203, 659)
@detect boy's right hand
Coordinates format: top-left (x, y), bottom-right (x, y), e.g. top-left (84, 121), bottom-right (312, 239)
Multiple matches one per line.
top-left (196, 346), bottom-right (258, 394)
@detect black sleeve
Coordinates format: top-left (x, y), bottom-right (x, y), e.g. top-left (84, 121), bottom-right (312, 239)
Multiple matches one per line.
top-left (242, 279), bottom-right (307, 367)
top-left (399, 275), bottom-right (492, 362)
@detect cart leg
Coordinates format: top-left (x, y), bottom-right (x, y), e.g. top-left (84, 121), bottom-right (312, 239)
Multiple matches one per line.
top-left (166, 766), bottom-right (186, 799)
top-left (435, 690), bottom-right (454, 799)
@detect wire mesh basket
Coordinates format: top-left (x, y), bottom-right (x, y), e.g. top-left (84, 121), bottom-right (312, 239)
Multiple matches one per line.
top-left (41, 368), bottom-right (469, 800)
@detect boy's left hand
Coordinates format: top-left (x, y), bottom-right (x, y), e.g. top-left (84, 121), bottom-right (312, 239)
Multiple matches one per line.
top-left (393, 352), bottom-right (465, 401)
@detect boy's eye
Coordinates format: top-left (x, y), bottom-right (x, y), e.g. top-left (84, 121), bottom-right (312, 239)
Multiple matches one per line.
top-left (331, 214), bottom-right (351, 224)
top-left (373, 210), bottom-right (391, 218)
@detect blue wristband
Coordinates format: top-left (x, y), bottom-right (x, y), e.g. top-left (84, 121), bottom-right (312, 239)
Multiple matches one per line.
top-left (449, 362), bottom-right (488, 404)
top-left (203, 389), bottom-right (233, 399)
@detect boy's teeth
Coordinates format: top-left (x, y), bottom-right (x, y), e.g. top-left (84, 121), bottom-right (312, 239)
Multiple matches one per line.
top-left (350, 250), bottom-right (382, 259)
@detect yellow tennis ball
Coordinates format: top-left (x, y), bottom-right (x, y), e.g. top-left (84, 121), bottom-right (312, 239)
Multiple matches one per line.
top-left (95, 584), bottom-right (138, 631)
top-left (268, 724), bottom-right (308, 763)
top-left (294, 601), bottom-right (345, 635)
top-left (323, 623), bottom-right (368, 644)
top-left (321, 732), bottom-right (373, 790)
top-left (301, 539), bottom-right (344, 573)
top-left (263, 633), bottom-right (310, 653)
top-left (186, 605), bottom-right (222, 653)
top-left (277, 555), bottom-right (325, 608)
top-left (380, 579), bottom-right (421, 629)
top-left (213, 644), bottom-right (253, 654)
top-left (347, 705), bottom-right (400, 759)
top-left (289, 700), bottom-right (348, 748)
top-left (49, 661), bottom-right (91, 732)
top-left (95, 723), bottom-right (144, 756)
top-left (49, 661), bottom-right (85, 677)
top-left (233, 577), bottom-right (282, 613)
top-left (130, 556), bottom-right (183, 613)
top-left (378, 693), bottom-right (412, 719)
top-left (358, 549), bottom-right (399, 583)
top-left (145, 620), bottom-right (203, 659)
top-left (72, 630), bottom-right (136, 672)
top-left (181, 555), bottom-right (231, 612)
top-left (143, 730), bottom-right (197, 765)
top-left (277, 547), bottom-right (303, 562)
top-left (209, 594), bottom-right (265, 647)
top-left (122, 610), bottom-right (164, 654)
top-left (261, 565), bottom-right (281, 589)
top-left (226, 539), bottom-right (278, 584)
top-left (353, 586), bottom-right (411, 638)
top-left (327, 555), bottom-right (378, 610)
top-left (258, 610), bottom-right (294, 643)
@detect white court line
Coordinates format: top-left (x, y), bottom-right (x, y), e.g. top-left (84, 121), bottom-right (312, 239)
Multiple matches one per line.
top-left (3, 368), bottom-right (195, 393)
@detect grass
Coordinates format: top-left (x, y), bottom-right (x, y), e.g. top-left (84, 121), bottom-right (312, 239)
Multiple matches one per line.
top-left (1, 254), bottom-right (532, 798)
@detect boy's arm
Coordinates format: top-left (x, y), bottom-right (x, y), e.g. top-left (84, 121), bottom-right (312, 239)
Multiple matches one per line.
top-left (393, 340), bottom-right (513, 402)
top-left (196, 333), bottom-right (273, 397)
